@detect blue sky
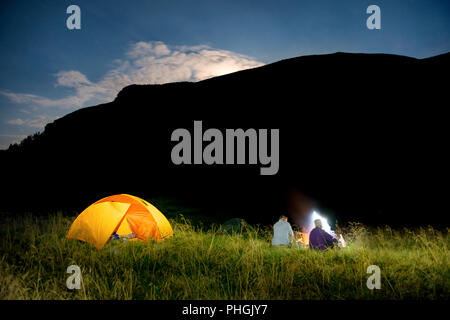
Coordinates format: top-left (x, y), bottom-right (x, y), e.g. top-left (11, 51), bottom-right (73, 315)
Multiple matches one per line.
top-left (0, 0), bottom-right (449, 148)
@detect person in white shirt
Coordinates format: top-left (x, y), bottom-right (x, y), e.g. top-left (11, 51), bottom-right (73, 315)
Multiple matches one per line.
top-left (272, 215), bottom-right (294, 247)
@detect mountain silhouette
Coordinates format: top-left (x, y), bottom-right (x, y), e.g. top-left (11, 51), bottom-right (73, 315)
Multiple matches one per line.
top-left (1, 52), bottom-right (449, 227)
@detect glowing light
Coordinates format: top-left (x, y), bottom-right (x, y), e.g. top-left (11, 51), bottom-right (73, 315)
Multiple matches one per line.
top-left (310, 210), bottom-right (333, 234)
top-left (295, 210), bottom-right (339, 247)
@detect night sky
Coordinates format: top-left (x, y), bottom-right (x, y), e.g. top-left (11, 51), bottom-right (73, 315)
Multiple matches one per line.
top-left (0, 0), bottom-right (449, 148)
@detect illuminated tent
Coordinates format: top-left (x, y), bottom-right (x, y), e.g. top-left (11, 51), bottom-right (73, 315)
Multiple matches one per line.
top-left (66, 194), bottom-right (173, 250)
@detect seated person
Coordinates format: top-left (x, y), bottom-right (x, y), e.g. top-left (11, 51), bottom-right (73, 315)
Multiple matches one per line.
top-left (309, 219), bottom-right (337, 251)
top-left (272, 215), bottom-right (294, 247)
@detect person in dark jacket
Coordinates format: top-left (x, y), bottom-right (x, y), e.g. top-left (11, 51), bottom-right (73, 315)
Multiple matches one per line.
top-left (309, 219), bottom-right (337, 250)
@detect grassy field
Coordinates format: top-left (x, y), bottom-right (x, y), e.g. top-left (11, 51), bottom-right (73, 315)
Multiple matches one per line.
top-left (0, 200), bottom-right (448, 300)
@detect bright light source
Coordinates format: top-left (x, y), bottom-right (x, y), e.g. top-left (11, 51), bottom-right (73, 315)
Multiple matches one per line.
top-left (310, 210), bottom-right (333, 234)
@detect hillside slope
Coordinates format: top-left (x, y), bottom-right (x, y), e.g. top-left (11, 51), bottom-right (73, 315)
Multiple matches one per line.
top-left (1, 52), bottom-right (449, 226)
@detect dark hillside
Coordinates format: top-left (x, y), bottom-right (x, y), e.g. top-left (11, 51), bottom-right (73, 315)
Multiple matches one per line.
top-left (1, 52), bottom-right (448, 227)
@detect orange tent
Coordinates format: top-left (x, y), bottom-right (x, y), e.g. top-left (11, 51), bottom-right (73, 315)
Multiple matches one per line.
top-left (66, 194), bottom-right (173, 250)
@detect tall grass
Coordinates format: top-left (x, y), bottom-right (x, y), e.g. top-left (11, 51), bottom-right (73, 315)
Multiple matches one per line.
top-left (0, 212), bottom-right (448, 300)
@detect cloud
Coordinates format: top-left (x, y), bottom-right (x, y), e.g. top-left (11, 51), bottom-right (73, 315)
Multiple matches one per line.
top-left (55, 70), bottom-right (92, 88)
top-left (1, 41), bottom-right (263, 145)
top-left (0, 134), bottom-right (27, 138)
top-left (7, 118), bottom-right (25, 125)
top-left (127, 41), bottom-right (171, 58)
top-left (6, 115), bottom-right (59, 129)
top-left (1, 41), bottom-right (264, 112)
top-left (1, 90), bottom-right (87, 109)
